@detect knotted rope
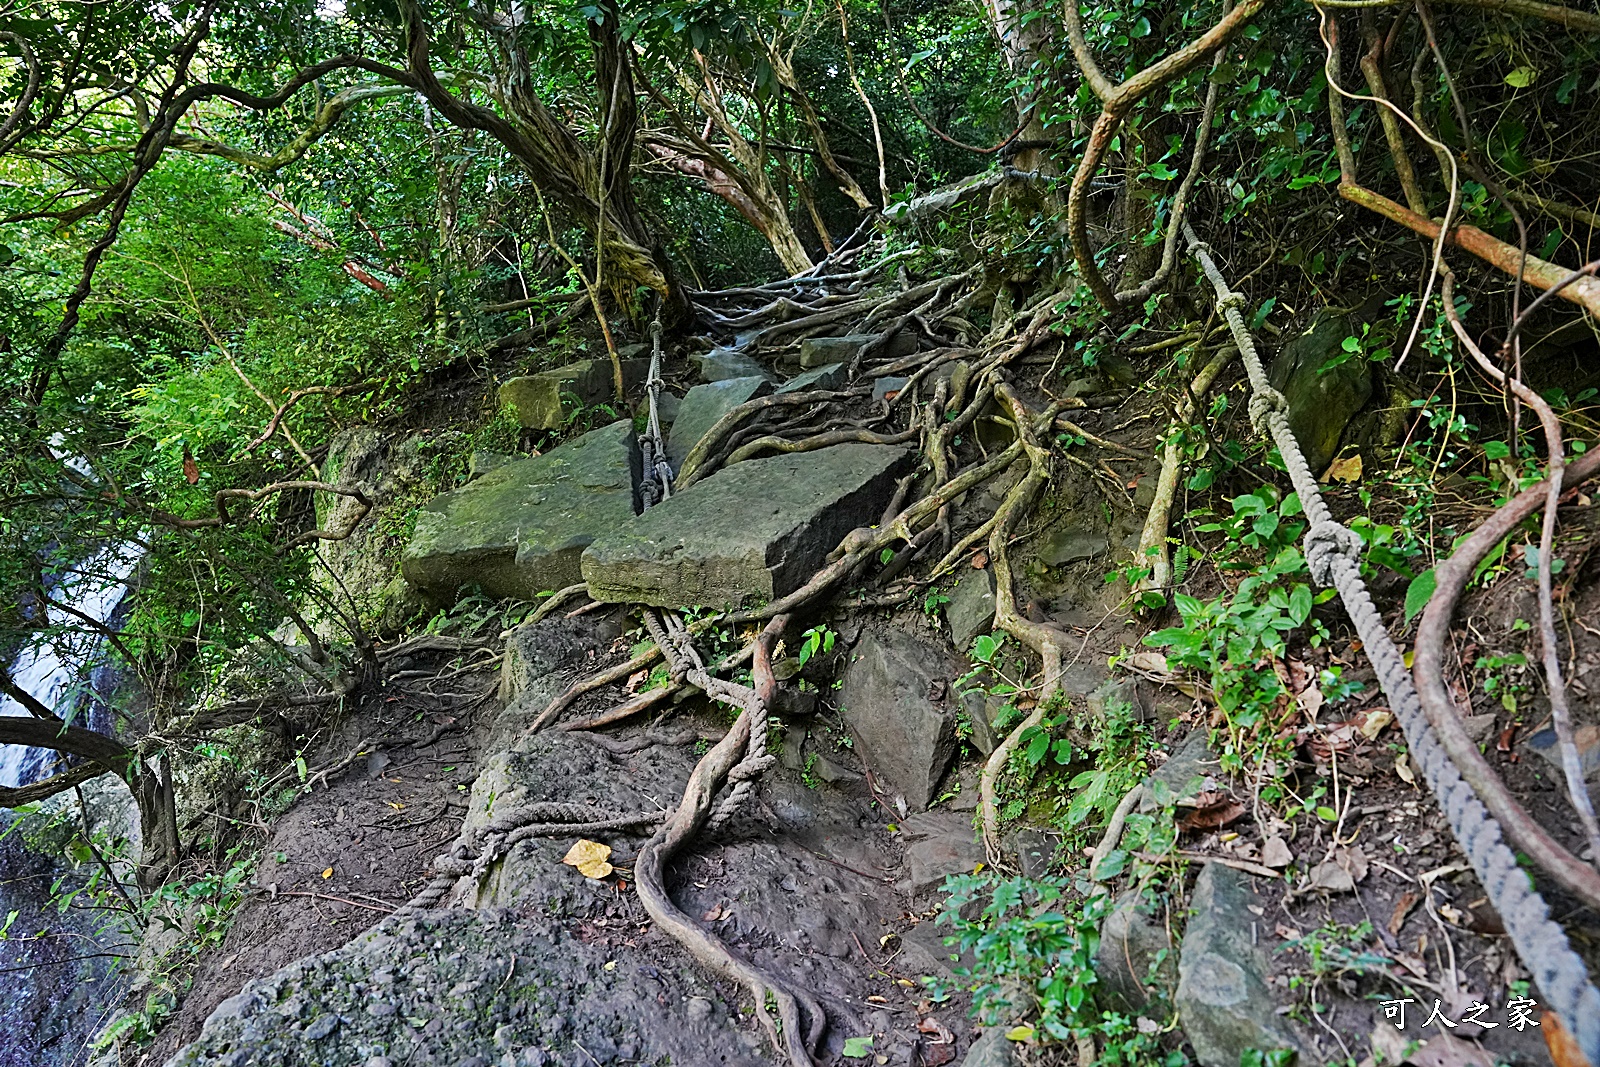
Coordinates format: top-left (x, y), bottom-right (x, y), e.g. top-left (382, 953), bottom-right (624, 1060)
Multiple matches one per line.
top-left (1183, 219), bottom-right (1600, 1062)
top-left (640, 312), bottom-right (675, 508)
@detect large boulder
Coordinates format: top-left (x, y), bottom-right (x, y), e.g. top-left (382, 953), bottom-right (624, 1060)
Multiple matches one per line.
top-left (1176, 864), bottom-right (1305, 1067)
top-left (164, 909), bottom-right (776, 1067)
top-left (582, 444), bottom-right (909, 609)
top-left (1269, 309), bottom-right (1372, 476)
top-left (316, 427), bottom-right (468, 635)
top-left (666, 376), bottom-right (772, 469)
top-left (401, 420), bottom-right (639, 601)
top-left (837, 627), bottom-right (960, 811)
top-left (499, 359), bottom-right (648, 430)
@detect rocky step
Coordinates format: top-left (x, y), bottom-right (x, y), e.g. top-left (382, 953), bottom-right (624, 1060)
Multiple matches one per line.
top-left (401, 420), bottom-right (640, 602)
top-left (582, 443), bottom-right (910, 609)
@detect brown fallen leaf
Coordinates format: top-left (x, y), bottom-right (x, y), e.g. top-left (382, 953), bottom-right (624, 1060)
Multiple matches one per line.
top-left (970, 549), bottom-right (990, 569)
top-left (1389, 890), bottom-right (1421, 936)
top-left (1308, 860), bottom-right (1354, 893)
top-left (1336, 845), bottom-right (1369, 884)
top-left (1395, 752), bottom-right (1417, 785)
top-left (1180, 796), bottom-right (1247, 832)
top-left (917, 1017), bottom-right (955, 1044)
top-left (625, 670), bottom-right (647, 693)
top-left (183, 445), bottom-right (200, 485)
top-left (561, 839), bottom-right (614, 880)
top-left (1261, 836), bottom-right (1294, 869)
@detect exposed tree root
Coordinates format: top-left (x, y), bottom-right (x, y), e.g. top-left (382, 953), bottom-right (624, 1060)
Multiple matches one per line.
top-left (1134, 344), bottom-right (1236, 598)
top-left (632, 613), bottom-right (827, 1067)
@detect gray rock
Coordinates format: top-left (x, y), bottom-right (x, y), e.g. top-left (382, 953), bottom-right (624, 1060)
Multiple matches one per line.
top-left (1096, 890), bottom-right (1178, 1012)
top-left (960, 1029), bottom-right (1018, 1067)
top-left (583, 444), bottom-right (909, 609)
top-left (637, 390), bottom-right (681, 429)
top-left (899, 810), bottom-right (983, 893)
top-left (402, 421), bottom-right (639, 601)
top-left (469, 451), bottom-right (516, 480)
top-left (1037, 526), bottom-right (1109, 566)
top-left (960, 688), bottom-right (1003, 756)
top-left (165, 908), bottom-right (774, 1067)
top-left (796, 330), bottom-right (917, 369)
top-left (499, 359), bottom-right (648, 430)
top-left (872, 376), bottom-right (910, 402)
top-left (1176, 864), bottom-right (1305, 1067)
top-left (1143, 730), bottom-right (1221, 810)
top-left (944, 568), bottom-right (996, 653)
top-left (692, 346), bottom-right (774, 383)
top-left (1269, 309), bottom-right (1372, 476)
top-left (837, 627), bottom-right (959, 810)
top-left (1006, 828), bottom-right (1057, 878)
top-left (775, 362), bottom-right (849, 394)
top-left (1528, 724), bottom-right (1600, 780)
top-left (666, 377), bottom-right (773, 469)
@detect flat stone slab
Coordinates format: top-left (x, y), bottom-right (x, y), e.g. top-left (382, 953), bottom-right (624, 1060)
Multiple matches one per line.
top-left (795, 331), bottom-right (917, 368)
top-left (402, 420), bottom-right (639, 601)
top-left (692, 346), bottom-right (773, 383)
top-left (582, 443), bottom-right (909, 609)
top-left (499, 359), bottom-right (648, 429)
top-left (776, 362), bottom-right (848, 394)
top-left (666, 376), bottom-right (772, 469)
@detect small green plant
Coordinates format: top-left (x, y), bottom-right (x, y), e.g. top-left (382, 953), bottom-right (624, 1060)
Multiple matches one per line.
top-left (923, 588), bottom-right (950, 618)
top-left (934, 875), bottom-right (1181, 1065)
top-left (802, 753), bottom-right (821, 789)
top-left (797, 625), bottom-right (837, 668)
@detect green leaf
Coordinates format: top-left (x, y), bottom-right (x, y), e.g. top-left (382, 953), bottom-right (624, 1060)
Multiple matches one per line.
top-left (1505, 66), bottom-right (1536, 88)
top-left (1289, 584), bottom-right (1312, 627)
top-left (1315, 805), bottom-right (1338, 821)
top-left (1147, 162), bottom-right (1177, 180)
top-left (1404, 568), bottom-right (1437, 623)
top-left (842, 1036), bottom-right (875, 1058)
top-left (1483, 440), bottom-right (1511, 460)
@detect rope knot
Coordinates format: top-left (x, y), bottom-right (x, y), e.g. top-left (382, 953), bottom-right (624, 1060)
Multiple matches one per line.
top-left (1217, 290), bottom-right (1250, 313)
top-left (1247, 387), bottom-right (1288, 434)
top-left (1189, 241), bottom-right (1213, 259)
top-left (1304, 519), bottom-right (1364, 586)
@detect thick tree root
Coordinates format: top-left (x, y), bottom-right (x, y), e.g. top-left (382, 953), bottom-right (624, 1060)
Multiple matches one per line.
top-left (631, 613), bottom-right (827, 1066)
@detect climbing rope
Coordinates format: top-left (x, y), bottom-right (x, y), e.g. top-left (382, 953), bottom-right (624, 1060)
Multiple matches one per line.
top-left (402, 800), bottom-right (667, 909)
top-left (640, 312), bottom-right (675, 508)
top-left (641, 608), bottom-right (774, 832)
top-left (1182, 219), bottom-right (1600, 1062)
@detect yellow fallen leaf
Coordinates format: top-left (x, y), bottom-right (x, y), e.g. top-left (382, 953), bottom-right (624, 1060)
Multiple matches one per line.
top-left (1402, 649), bottom-right (1414, 669)
top-left (1360, 709), bottom-right (1394, 740)
top-left (321, 867), bottom-right (333, 879)
top-left (1395, 753), bottom-right (1416, 785)
top-left (561, 839), bottom-right (614, 879)
top-left (1323, 453), bottom-right (1363, 483)
top-left (387, 802), bottom-right (405, 811)
top-left (1005, 1024), bottom-right (1036, 1041)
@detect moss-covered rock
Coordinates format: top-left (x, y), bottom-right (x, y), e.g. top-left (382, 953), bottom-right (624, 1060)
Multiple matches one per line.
top-left (401, 421), bottom-right (640, 602)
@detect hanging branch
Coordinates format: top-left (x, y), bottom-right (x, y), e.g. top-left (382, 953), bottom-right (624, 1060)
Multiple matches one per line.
top-left (1063, 0), bottom-right (1268, 311)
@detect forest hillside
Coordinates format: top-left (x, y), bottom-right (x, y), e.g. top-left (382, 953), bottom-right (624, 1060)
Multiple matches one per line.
top-left (4, 2), bottom-right (1600, 1066)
